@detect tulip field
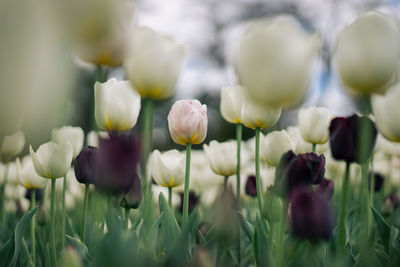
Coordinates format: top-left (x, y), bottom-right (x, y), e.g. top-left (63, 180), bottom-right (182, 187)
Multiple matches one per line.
top-left (1, 1), bottom-right (400, 267)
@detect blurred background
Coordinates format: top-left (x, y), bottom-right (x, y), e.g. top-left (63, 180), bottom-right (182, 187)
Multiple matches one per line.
top-left (1, 0), bottom-right (400, 150)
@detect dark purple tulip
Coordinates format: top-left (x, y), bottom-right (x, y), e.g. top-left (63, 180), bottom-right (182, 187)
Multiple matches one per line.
top-left (25, 189), bottom-right (43, 202)
top-left (316, 178), bottom-right (334, 200)
top-left (329, 114), bottom-right (377, 164)
top-left (120, 174), bottom-right (142, 209)
top-left (179, 191), bottom-right (199, 213)
top-left (372, 172), bottom-right (384, 192)
top-left (93, 133), bottom-right (141, 195)
top-left (74, 146), bottom-right (98, 184)
top-left (245, 175), bottom-right (257, 197)
top-left (274, 151), bottom-right (325, 197)
top-left (290, 187), bottom-right (335, 241)
top-left (382, 192), bottom-right (399, 214)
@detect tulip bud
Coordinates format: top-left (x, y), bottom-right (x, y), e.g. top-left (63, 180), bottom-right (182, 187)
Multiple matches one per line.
top-left (179, 191), bottom-right (199, 213)
top-left (120, 174), bottom-right (142, 209)
top-left (74, 146), bottom-right (98, 184)
top-left (17, 157), bottom-right (48, 189)
top-left (93, 133), bottom-right (141, 195)
top-left (203, 140), bottom-right (237, 176)
top-left (125, 26), bottom-right (186, 100)
top-left (58, 246), bottom-right (82, 267)
top-left (241, 95), bottom-right (281, 130)
top-left (262, 192), bottom-right (283, 223)
top-left (29, 141), bottom-right (73, 179)
top-left (168, 100), bottom-right (207, 145)
top-left (372, 84), bottom-right (400, 142)
top-left (1, 130), bottom-right (25, 157)
top-left (334, 12), bottom-right (400, 95)
top-left (245, 175), bottom-right (257, 197)
top-left (290, 188), bottom-right (335, 240)
top-left (52, 126), bottom-right (84, 159)
top-left (220, 86), bottom-right (245, 124)
top-left (298, 106), bottom-right (331, 144)
top-left (261, 130), bottom-right (293, 166)
top-left (316, 178), bottom-right (334, 200)
top-left (150, 149), bottom-right (184, 188)
top-left (329, 114), bottom-right (377, 164)
top-left (236, 15), bottom-right (320, 108)
top-left (94, 78), bottom-right (141, 132)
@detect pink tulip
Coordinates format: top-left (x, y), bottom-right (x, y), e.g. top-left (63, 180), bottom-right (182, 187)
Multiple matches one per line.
top-left (168, 100), bottom-right (207, 145)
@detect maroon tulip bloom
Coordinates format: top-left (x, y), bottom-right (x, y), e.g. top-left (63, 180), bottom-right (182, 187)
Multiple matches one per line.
top-left (25, 189), bottom-right (43, 202)
top-left (371, 172), bottom-right (385, 192)
top-left (120, 174), bottom-right (142, 209)
top-left (179, 191), bottom-right (199, 213)
top-left (329, 114), bottom-right (377, 164)
top-left (93, 133), bottom-right (141, 195)
top-left (245, 175), bottom-right (257, 197)
top-left (290, 187), bottom-right (335, 241)
top-left (74, 146), bottom-right (98, 184)
top-left (316, 178), bottom-right (334, 200)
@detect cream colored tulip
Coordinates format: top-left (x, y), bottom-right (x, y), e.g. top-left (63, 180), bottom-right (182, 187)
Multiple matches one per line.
top-left (375, 133), bottom-right (400, 156)
top-left (1, 130), bottom-right (25, 157)
top-left (334, 12), bottom-right (400, 95)
top-left (16, 157), bottom-right (48, 189)
top-left (150, 149), bottom-right (185, 188)
top-left (204, 140), bottom-right (237, 176)
top-left (95, 78), bottom-right (141, 132)
top-left (241, 96), bottom-right (281, 130)
top-left (287, 126), bottom-right (329, 154)
top-left (236, 15), bottom-right (319, 108)
top-left (220, 86), bottom-right (245, 124)
top-left (29, 141), bottom-right (73, 179)
top-left (298, 106), bottom-right (331, 144)
top-left (125, 26), bottom-right (186, 100)
top-left (372, 83), bottom-right (400, 142)
top-left (52, 126), bottom-right (84, 159)
top-left (261, 130), bottom-right (294, 166)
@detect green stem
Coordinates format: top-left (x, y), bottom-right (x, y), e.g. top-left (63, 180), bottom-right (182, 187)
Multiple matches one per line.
top-left (141, 98), bottom-right (154, 191)
top-left (61, 175), bottom-right (66, 249)
top-left (312, 143), bottom-right (316, 153)
top-left (50, 179), bottom-right (57, 267)
top-left (338, 162), bottom-right (351, 255)
top-left (31, 189), bottom-right (36, 267)
top-left (0, 163), bottom-right (9, 225)
top-left (183, 143), bottom-right (192, 226)
top-left (255, 128), bottom-right (263, 212)
top-left (224, 176), bottom-right (228, 190)
top-left (168, 187), bottom-right (172, 208)
top-left (361, 163), bottom-right (371, 238)
top-left (123, 208), bottom-right (130, 230)
top-left (81, 184), bottom-right (89, 243)
top-left (236, 123), bottom-right (242, 265)
top-left (276, 199), bottom-right (288, 267)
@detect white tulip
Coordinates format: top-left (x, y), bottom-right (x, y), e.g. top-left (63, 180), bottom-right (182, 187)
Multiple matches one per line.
top-left (372, 84), bottom-right (400, 142)
top-left (125, 26), bottom-right (186, 100)
top-left (94, 78), bottom-right (141, 132)
top-left (203, 140), bottom-right (237, 176)
top-left (16, 157), bottom-right (48, 189)
top-left (189, 150), bottom-right (222, 193)
top-left (220, 86), bottom-right (245, 124)
top-left (287, 126), bottom-right (329, 154)
top-left (29, 141), bottom-right (73, 179)
top-left (236, 15), bottom-right (319, 108)
top-left (334, 12), bottom-right (400, 95)
top-left (241, 95), bottom-right (281, 130)
top-left (261, 130), bottom-right (294, 166)
top-left (375, 133), bottom-right (400, 157)
top-left (52, 126), bottom-right (84, 159)
top-left (298, 106), bottom-right (331, 144)
top-left (1, 130), bottom-right (25, 157)
top-left (150, 149), bottom-right (185, 188)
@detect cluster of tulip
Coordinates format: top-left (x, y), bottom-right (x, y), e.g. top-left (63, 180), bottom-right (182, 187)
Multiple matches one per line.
top-left (1, 2), bottom-right (400, 267)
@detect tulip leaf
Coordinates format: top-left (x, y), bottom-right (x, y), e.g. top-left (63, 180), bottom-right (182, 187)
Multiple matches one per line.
top-left (147, 212), bottom-right (164, 253)
top-left (253, 224), bottom-right (272, 267)
top-left (158, 193), bottom-right (181, 253)
top-left (238, 212), bottom-right (254, 241)
top-left (65, 235), bottom-right (92, 262)
top-left (371, 206), bottom-right (391, 254)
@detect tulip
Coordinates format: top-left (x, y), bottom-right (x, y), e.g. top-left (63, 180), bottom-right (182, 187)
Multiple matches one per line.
top-left (290, 187), bottom-right (335, 240)
top-left (236, 15), bottom-right (320, 108)
top-left (245, 175), bottom-right (257, 197)
top-left (120, 174), bottom-right (142, 230)
top-left (52, 126), bottom-right (84, 159)
top-left (372, 172), bottom-right (384, 192)
top-left (316, 178), bottom-right (334, 200)
top-left (372, 84), bottom-right (400, 142)
top-left (375, 134), bottom-right (400, 157)
top-left (204, 140), bottom-right (237, 177)
top-left (382, 192), bottom-right (399, 214)
top-left (1, 130), bottom-right (25, 158)
top-left (16, 157), bottom-right (48, 189)
top-left (287, 126), bottom-right (329, 154)
top-left (179, 191), bottom-right (199, 214)
top-left (94, 78), bottom-right (141, 132)
top-left (261, 130), bottom-right (293, 166)
top-left (150, 149), bottom-right (185, 187)
top-left (241, 95), bottom-right (281, 130)
top-left (220, 86), bottom-right (245, 124)
top-left (329, 114), bottom-right (377, 164)
top-left (74, 146), bottom-right (98, 185)
top-left (58, 246), bottom-right (82, 267)
top-left (25, 189), bottom-right (43, 203)
top-left (334, 12), bottom-right (400, 95)
top-left (86, 131), bottom-right (109, 148)
top-left (125, 26), bottom-right (186, 100)
top-left (298, 106), bottom-right (331, 145)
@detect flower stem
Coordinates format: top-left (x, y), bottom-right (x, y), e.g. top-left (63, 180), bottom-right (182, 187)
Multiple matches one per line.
top-left (312, 143), bottom-right (316, 153)
top-left (31, 189), bottom-right (36, 267)
top-left (276, 199), bottom-right (288, 267)
top-left (0, 163), bottom-right (9, 225)
top-left (81, 184), bottom-right (90, 243)
top-left (361, 162), bottom-right (371, 238)
top-left (141, 98), bottom-right (154, 192)
top-left (61, 175), bottom-right (66, 249)
top-left (224, 176), bottom-right (228, 190)
top-left (123, 208), bottom-right (130, 230)
top-left (338, 162), bottom-right (350, 255)
top-left (236, 123), bottom-right (242, 265)
top-left (183, 143), bottom-right (192, 226)
top-left (255, 128), bottom-right (263, 212)
top-left (50, 179), bottom-right (57, 267)
top-left (168, 187), bottom-right (172, 208)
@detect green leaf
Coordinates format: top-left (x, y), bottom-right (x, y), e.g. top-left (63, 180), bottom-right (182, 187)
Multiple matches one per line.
top-left (238, 212), bottom-right (254, 241)
top-left (389, 226), bottom-right (400, 257)
top-left (371, 206), bottom-right (391, 254)
top-left (65, 235), bottom-right (92, 262)
top-left (147, 212), bottom-right (164, 253)
top-left (253, 223), bottom-right (272, 267)
top-left (158, 193), bottom-right (180, 253)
